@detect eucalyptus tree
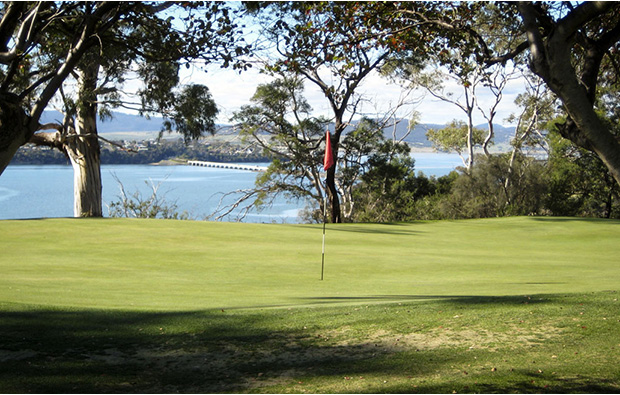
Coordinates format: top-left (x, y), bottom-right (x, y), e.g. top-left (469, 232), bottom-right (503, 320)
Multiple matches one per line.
top-left (375, 1), bottom-right (620, 188)
top-left (426, 120), bottom-right (486, 170)
top-left (391, 64), bottom-right (496, 172)
top-left (24, 2), bottom-right (248, 217)
top-left (504, 73), bottom-right (557, 195)
top-left (381, 2), bottom-right (525, 173)
top-left (0, 2), bottom-right (139, 176)
top-left (251, 2), bottom-right (424, 222)
top-left (513, 2), bottom-right (620, 186)
top-left (224, 77), bottom-right (328, 222)
top-left (546, 121), bottom-right (620, 219)
top-left (225, 78), bottom-right (399, 223)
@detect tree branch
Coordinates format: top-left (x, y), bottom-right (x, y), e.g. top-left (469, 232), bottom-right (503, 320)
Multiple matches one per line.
top-left (517, 2), bottom-right (551, 80)
top-left (555, 2), bottom-right (615, 41)
top-left (28, 2), bottom-right (123, 133)
top-left (486, 41), bottom-right (530, 66)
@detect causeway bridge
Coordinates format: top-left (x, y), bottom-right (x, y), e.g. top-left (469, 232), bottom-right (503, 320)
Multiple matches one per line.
top-left (187, 160), bottom-right (267, 172)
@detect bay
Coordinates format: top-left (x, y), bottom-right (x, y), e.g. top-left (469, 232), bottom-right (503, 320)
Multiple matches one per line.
top-left (0, 153), bottom-right (462, 222)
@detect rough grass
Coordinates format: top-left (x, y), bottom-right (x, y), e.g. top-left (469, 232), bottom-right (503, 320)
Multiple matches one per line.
top-left (0, 217), bottom-right (619, 393)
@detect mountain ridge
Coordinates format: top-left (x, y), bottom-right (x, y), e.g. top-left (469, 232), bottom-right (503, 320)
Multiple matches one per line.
top-left (41, 110), bottom-right (516, 146)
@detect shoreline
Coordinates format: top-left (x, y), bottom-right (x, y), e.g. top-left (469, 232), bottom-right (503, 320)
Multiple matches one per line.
top-left (150, 159), bottom-right (188, 166)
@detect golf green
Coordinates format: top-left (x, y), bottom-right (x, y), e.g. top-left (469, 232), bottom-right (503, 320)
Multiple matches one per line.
top-left (1, 216), bottom-right (618, 311)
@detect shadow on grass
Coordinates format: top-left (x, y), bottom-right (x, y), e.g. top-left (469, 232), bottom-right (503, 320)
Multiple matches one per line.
top-left (299, 222), bottom-right (424, 237)
top-left (0, 293), bottom-right (617, 393)
top-left (294, 294), bottom-right (552, 306)
top-left (529, 216), bottom-right (620, 225)
top-left (0, 308), bottom-right (272, 393)
top-left (381, 376), bottom-right (620, 394)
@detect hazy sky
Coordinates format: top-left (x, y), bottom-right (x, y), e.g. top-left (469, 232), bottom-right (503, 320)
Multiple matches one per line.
top-left (180, 63), bottom-right (526, 127)
top-left (146, 4), bottom-right (528, 128)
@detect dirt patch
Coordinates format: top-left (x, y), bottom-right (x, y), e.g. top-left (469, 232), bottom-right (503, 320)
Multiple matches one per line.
top-left (0, 323), bottom-right (566, 392)
top-left (325, 324), bottom-right (565, 353)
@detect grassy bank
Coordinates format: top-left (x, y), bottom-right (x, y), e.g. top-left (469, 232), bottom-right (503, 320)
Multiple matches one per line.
top-left (0, 217), bottom-right (619, 392)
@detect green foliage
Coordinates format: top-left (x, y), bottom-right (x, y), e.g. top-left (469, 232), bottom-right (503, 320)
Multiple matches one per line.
top-left (48, 2), bottom-right (249, 143)
top-left (363, 153), bottom-right (550, 222)
top-left (260, 2), bottom-right (410, 92)
top-left (546, 127), bottom-right (620, 218)
top-left (440, 154), bottom-right (548, 219)
top-left (250, 2), bottom-right (435, 222)
top-left (160, 84), bottom-right (218, 142)
top-left (339, 118), bottom-right (389, 209)
top-left (426, 119), bottom-right (486, 157)
top-left (115, 4), bottom-right (243, 143)
top-left (231, 77), bottom-right (327, 214)
top-left (232, 79), bottom-right (417, 222)
top-left (367, 145), bottom-right (619, 222)
top-left (137, 60), bottom-right (181, 113)
top-left (351, 137), bottom-right (433, 222)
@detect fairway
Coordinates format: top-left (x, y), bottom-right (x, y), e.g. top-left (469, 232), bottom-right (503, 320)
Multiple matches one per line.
top-left (1, 217), bottom-right (620, 393)
top-left (1, 217), bottom-right (619, 310)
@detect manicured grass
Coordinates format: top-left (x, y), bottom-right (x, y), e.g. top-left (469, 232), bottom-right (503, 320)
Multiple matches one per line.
top-left (0, 217), bottom-right (619, 393)
top-left (2, 217), bottom-right (619, 310)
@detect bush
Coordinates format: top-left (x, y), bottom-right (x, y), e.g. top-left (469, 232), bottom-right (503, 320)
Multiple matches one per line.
top-left (545, 130), bottom-right (620, 218)
top-left (437, 154), bottom-right (548, 219)
top-left (107, 175), bottom-right (190, 220)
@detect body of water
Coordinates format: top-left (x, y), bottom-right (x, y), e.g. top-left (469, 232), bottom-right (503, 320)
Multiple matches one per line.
top-left (0, 153), bottom-right (462, 222)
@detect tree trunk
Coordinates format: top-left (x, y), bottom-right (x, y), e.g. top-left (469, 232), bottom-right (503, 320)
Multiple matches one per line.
top-left (0, 96), bottom-right (30, 176)
top-left (554, 86), bottom-right (620, 187)
top-left (65, 127), bottom-right (102, 217)
top-left (325, 165), bottom-right (341, 223)
top-left (466, 117), bottom-right (474, 172)
top-left (603, 187), bottom-right (613, 219)
top-left (464, 88), bottom-right (475, 172)
top-left (482, 120), bottom-right (494, 157)
top-left (66, 62), bottom-right (103, 217)
top-left (518, 2), bottom-right (620, 188)
top-left (325, 127), bottom-right (342, 223)
top-left (542, 25), bottom-right (620, 185)
top-left (327, 119), bottom-right (350, 223)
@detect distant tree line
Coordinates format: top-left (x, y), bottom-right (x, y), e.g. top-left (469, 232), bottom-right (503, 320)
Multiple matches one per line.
top-left (10, 140), bottom-right (270, 166)
top-left (349, 130), bottom-right (620, 222)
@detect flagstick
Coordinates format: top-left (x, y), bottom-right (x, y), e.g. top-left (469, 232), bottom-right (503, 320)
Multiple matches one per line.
top-left (321, 196), bottom-right (327, 281)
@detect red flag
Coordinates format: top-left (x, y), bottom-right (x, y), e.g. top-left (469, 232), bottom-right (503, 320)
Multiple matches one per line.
top-left (323, 130), bottom-right (335, 170)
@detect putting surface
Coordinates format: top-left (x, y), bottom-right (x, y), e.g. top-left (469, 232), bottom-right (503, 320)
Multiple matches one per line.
top-left (1, 217), bottom-right (619, 311)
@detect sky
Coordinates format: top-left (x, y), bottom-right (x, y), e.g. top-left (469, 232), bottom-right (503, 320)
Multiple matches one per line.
top-left (115, 3), bottom-right (529, 129)
top-left (178, 62), bottom-right (527, 128)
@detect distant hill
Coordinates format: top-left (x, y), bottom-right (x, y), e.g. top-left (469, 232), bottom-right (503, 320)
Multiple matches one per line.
top-left (376, 119), bottom-right (515, 148)
top-left (41, 111), bottom-right (515, 146)
top-left (41, 111), bottom-right (164, 134)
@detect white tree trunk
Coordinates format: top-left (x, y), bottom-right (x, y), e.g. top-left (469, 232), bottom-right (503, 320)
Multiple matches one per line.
top-left (67, 130), bottom-right (102, 217)
top-left (67, 60), bottom-right (103, 217)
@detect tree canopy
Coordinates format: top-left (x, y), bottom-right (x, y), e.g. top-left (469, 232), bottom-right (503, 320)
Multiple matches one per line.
top-left (229, 1), bottom-right (620, 222)
top-left (3, 1), bottom-right (620, 222)
top-left (376, 1), bottom-right (620, 186)
top-left (0, 1), bottom-right (251, 176)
